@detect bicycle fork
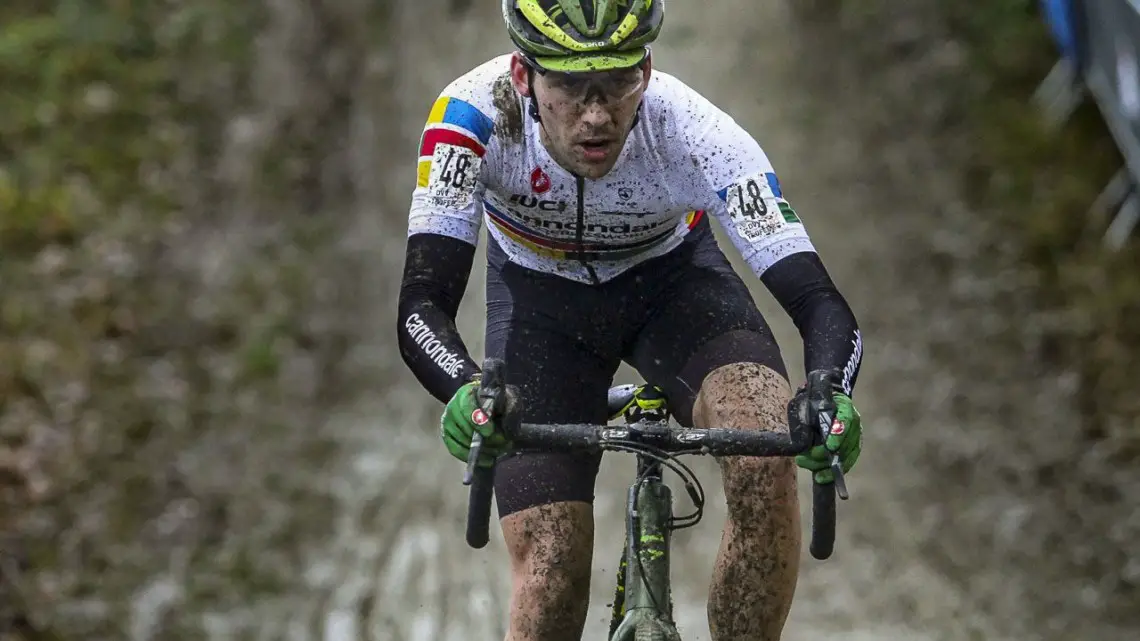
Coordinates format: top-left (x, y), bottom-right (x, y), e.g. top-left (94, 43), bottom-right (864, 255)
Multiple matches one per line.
top-left (609, 461), bottom-right (683, 641)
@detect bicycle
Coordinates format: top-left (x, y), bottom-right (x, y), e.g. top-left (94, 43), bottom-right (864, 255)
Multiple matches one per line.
top-left (461, 358), bottom-right (849, 641)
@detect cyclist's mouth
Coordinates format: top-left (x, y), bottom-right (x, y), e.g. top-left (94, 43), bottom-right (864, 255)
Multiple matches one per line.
top-left (577, 138), bottom-right (614, 162)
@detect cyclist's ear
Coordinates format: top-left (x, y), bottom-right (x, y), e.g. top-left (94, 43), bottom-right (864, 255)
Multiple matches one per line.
top-left (509, 52), bottom-right (532, 97)
top-left (640, 51), bottom-right (653, 87)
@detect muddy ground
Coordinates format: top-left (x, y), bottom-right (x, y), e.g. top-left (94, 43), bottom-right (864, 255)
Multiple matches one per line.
top-left (10, 1), bottom-right (1138, 640)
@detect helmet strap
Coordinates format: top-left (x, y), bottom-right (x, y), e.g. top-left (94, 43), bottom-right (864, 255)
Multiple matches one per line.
top-left (525, 67), bottom-right (542, 124)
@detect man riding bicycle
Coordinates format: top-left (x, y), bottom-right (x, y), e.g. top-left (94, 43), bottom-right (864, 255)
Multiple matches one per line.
top-left (397, 2), bottom-right (865, 640)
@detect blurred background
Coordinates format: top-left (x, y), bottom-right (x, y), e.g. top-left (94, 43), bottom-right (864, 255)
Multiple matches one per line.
top-left (1, 1), bottom-right (1138, 640)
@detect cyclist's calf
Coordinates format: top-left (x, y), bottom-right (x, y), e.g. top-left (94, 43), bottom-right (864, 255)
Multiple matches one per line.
top-left (694, 362), bottom-right (801, 641)
top-left (501, 501), bottom-right (594, 641)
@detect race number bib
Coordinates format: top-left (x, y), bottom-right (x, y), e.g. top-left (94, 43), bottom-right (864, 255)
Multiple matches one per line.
top-left (724, 175), bottom-right (786, 243)
top-left (428, 143), bottom-right (481, 210)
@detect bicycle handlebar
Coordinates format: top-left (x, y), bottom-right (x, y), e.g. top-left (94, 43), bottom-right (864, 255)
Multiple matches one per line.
top-left (511, 421), bottom-right (811, 455)
top-left (463, 359), bottom-right (845, 560)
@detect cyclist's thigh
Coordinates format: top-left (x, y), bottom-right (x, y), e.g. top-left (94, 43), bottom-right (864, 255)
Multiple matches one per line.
top-left (627, 235), bottom-right (788, 426)
top-left (486, 259), bottom-right (622, 518)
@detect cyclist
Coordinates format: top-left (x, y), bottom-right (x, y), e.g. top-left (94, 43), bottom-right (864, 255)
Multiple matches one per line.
top-left (397, 1), bottom-right (864, 640)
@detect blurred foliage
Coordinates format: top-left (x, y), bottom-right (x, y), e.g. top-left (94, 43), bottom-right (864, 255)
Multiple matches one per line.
top-left (799, 2), bottom-right (1140, 628)
top-left (794, 0), bottom-right (1140, 438)
top-left (0, 2), bottom-right (365, 638)
top-left (944, 0), bottom-right (1140, 443)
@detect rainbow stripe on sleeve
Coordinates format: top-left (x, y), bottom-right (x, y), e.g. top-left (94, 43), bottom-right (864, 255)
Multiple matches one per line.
top-left (417, 97), bottom-right (495, 188)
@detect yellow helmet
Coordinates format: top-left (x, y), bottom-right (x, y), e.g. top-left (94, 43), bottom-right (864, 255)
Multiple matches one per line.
top-left (503, 0), bottom-right (665, 73)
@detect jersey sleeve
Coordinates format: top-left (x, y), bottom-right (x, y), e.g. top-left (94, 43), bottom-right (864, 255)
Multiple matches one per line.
top-left (407, 79), bottom-right (499, 246)
top-left (673, 85), bottom-right (816, 277)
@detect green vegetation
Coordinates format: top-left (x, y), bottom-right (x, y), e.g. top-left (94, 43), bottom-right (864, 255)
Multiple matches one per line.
top-left (0, 3), bottom-right (370, 637)
top-left (945, 1), bottom-right (1140, 441)
top-left (804, 3), bottom-right (1140, 628)
top-left (812, 0), bottom-right (1138, 438)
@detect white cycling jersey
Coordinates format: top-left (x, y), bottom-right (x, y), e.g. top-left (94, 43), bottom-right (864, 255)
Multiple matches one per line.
top-left (407, 54), bottom-right (816, 285)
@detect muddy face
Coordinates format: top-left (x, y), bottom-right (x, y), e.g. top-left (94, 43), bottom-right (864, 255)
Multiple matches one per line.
top-left (508, 53), bottom-right (649, 179)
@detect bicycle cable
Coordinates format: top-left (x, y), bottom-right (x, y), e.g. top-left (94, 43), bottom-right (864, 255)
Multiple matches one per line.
top-left (603, 441), bottom-right (706, 528)
top-left (602, 440), bottom-right (707, 620)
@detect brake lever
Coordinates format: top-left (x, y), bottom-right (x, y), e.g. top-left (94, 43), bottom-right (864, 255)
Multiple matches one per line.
top-left (463, 436), bottom-right (482, 485)
top-left (464, 358), bottom-right (508, 485)
top-left (816, 407), bottom-right (850, 501)
top-left (463, 395), bottom-right (496, 486)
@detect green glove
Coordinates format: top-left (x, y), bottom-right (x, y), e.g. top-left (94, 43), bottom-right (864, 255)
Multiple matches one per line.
top-left (440, 379), bottom-right (512, 467)
top-left (792, 383), bottom-right (862, 484)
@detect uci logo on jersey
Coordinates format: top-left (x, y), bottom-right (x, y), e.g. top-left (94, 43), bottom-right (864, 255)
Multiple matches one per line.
top-left (509, 193), bottom-right (565, 211)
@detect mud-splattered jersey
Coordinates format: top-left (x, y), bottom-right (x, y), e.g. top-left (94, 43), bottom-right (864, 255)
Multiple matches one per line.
top-left (406, 54), bottom-right (816, 284)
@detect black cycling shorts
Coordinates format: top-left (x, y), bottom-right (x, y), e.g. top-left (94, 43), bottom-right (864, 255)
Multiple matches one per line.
top-left (486, 216), bottom-right (788, 518)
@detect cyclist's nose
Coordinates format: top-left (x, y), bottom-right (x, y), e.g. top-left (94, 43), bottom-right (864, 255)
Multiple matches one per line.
top-left (579, 99), bottom-right (614, 128)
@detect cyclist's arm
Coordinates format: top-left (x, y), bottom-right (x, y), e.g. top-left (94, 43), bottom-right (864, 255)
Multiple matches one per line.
top-left (398, 233), bottom-right (480, 403)
top-left (761, 253), bottom-right (862, 395)
top-left (397, 90), bottom-right (496, 403)
top-left (673, 86), bottom-right (862, 394)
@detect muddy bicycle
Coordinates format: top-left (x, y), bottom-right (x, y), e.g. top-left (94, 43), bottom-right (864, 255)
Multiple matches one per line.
top-left (461, 358), bottom-right (848, 641)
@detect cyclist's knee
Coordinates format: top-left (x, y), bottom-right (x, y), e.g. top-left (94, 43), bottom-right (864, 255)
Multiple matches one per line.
top-left (501, 501), bottom-right (593, 637)
top-left (692, 362), bottom-right (790, 432)
top-left (502, 500), bottom-right (593, 587)
top-left (694, 362), bottom-right (798, 511)
top-left (494, 454), bottom-right (597, 634)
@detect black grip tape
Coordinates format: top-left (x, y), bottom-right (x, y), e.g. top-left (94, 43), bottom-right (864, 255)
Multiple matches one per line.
top-left (465, 464), bottom-right (495, 548)
top-left (810, 479), bottom-right (836, 560)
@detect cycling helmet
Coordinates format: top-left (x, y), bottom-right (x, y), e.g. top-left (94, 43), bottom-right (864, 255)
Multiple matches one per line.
top-left (503, 0), bottom-right (665, 73)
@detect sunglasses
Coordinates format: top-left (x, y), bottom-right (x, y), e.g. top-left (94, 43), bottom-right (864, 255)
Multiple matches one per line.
top-left (527, 61), bottom-right (647, 103)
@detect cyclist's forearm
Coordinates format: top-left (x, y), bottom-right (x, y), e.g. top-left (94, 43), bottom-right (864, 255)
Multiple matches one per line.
top-left (761, 252), bottom-right (862, 395)
top-left (799, 297), bottom-right (861, 396)
top-left (397, 232), bottom-right (480, 403)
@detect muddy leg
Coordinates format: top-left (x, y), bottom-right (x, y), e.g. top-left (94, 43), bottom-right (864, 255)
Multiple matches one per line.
top-left (500, 501), bottom-right (594, 641)
top-left (693, 363), bottom-right (801, 641)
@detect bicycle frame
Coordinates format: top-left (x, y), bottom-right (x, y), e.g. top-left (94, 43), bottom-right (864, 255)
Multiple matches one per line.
top-left (607, 447), bottom-right (683, 640)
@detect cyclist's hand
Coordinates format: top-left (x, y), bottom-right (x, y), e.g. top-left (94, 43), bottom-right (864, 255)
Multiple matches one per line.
top-left (790, 373), bottom-right (862, 484)
top-left (440, 379), bottom-right (513, 467)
